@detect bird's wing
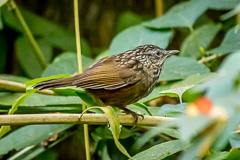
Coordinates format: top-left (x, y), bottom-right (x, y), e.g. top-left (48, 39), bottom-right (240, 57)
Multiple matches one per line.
top-left (72, 56), bottom-right (141, 90)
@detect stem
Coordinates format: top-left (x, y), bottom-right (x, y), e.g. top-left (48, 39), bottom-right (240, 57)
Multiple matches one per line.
top-left (73, 1), bottom-right (90, 160)
top-left (9, 0), bottom-right (47, 69)
top-left (237, 13), bottom-right (240, 24)
top-left (0, 114), bottom-right (175, 126)
top-left (198, 54), bottom-right (224, 64)
top-left (155, 0), bottom-right (163, 17)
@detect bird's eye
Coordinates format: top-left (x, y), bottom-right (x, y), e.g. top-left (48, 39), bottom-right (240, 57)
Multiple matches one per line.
top-left (156, 51), bottom-right (161, 56)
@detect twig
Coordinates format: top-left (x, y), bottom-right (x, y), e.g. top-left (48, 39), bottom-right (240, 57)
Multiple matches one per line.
top-left (0, 114), bottom-right (175, 126)
top-left (198, 54), bottom-right (223, 64)
top-left (9, 0), bottom-right (47, 69)
top-left (0, 79), bottom-right (56, 95)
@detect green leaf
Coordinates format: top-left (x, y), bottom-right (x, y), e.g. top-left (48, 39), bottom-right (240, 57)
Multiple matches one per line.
top-left (213, 112), bottom-right (240, 150)
top-left (116, 11), bottom-right (142, 33)
top-left (132, 140), bottom-right (189, 160)
top-left (0, 74), bottom-right (30, 83)
top-left (2, 6), bottom-right (91, 56)
top-left (160, 56), bottom-right (210, 81)
top-left (95, 50), bottom-right (110, 61)
top-left (144, 0), bottom-right (208, 29)
top-left (0, 0), bottom-right (7, 7)
top-left (0, 124), bottom-right (72, 155)
top-left (131, 127), bottom-right (181, 153)
top-left (0, 92), bottom-right (82, 106)
top-left (138, 83), bottom-right (173, 103)
top-left (133, 102), bottom-right (152, 116)
top-left (41, 52), bottom-right (94, 77)
top-left (208, 0), bottom-right (240, 10)
top-left (225, 150), bottom-right (240, 160)
top-left (235, 25), bottom-right (240, 33)
top-left (101, 145), bottom-right (111, 160)
top-left (110, 24), bottom-right (172, 55)
top-left (220, 3), bottom-right (240, 20)
top-left (180, 24), bottom-right (221, 58)
top-left (82, 106), bottom-right (131, 158)
top-left (178, 138), bottom-right (204, 160)
top-left (206, 152), bottom-right (230, 160)
top-left (15, 36), bottom-right (52, 78)
top-left (198, 52), bottom-right (240, 102)
top-left (75, 91), bottom-right (98, 107)
top-left (160, 85), bottom-right (195, 103)
top-left (158, 103), bottom-right (186, 117)
top-left (177, 116), bottom-right (213, 141)
top-left (127, 105), bottom-right (161, 116)
top-left (172, 73), bottom-right (216, 88)
top-left (0, 126), bottom-right (10, 139)
top-left (207, 26), bottom-right (240, 54)
top-left (0, 89), bottom-right (37, 138)
top-left (91, 126), bottom-right (135, 141)
top-left (100, 106), bottom-right (132, 159)
top-left (230, 134), bottom-right (240, 149)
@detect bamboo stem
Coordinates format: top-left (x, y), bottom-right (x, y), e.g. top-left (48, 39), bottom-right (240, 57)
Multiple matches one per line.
top-left (9, 0), bottom-right (47, 69)
top-left (73, 0), bottom-right (90, 160)
top-left (237, 13), bottom-right (240, 24)
top-left (0, 114), bottom-right (175, 126)
top-left (155, 0), bottom-right (163, 17)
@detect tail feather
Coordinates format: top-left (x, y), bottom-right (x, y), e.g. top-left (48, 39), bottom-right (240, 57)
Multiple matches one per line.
top-left (33, 77), bottom-right (75, 90)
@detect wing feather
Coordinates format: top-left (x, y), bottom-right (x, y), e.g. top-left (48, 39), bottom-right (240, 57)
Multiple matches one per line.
top-left (72, 57), bottom-right (141, 90)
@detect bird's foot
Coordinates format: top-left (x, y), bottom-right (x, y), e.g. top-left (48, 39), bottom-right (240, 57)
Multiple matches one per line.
top-left (121, 108), bottom-right (144, 128)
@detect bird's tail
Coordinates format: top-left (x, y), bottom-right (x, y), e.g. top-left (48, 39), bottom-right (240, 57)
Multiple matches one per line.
top-left (33, 77), bottom-right (75, 90)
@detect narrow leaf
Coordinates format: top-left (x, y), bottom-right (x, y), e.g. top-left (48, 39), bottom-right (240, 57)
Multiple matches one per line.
top-left (132, 140), bottom-right (189, 160)
top-left (101, 106), bottom-right (132, 159)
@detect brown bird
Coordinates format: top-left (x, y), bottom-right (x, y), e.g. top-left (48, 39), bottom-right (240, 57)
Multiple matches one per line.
top-left (34, 45), bottom-right (179, 124)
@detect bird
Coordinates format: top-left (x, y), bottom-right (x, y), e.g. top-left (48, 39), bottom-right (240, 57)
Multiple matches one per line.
top-left (34, 44), bottom-right (179, 124)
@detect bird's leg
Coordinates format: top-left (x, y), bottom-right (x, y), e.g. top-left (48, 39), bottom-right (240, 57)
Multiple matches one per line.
top-left (120, 107), bottom-right (144, 127)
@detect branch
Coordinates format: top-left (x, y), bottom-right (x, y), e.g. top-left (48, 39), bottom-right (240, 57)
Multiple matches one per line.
top-left (0, 79), bottom-right (56, 95)
top-left (0, 114), bottom-right (175, 126)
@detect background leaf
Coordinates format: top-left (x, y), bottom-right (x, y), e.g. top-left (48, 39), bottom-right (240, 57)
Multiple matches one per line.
top-left (207, 0), bottom-right (240, 10)
top-left (207, 26), bottom-right (240, 54)
top-left (110, 24), bottom-right (172, 55)
top-left (159, 56), bottom-right (210, 81)
top-left (0, 0), bottom-right (7, 7)
top-left (144, 0), bottom-right (208, 29)
top-left (220, 3), bottom-right (240, 20)
top-left (132, 140), bottom-right (189, 160)
top-left (180, 24), bottom-right (221, 58)
top-left (116, 11), bottom-right (142, 33)
top-left (15, 36), bottom-right (52, 78)
top-left (160, 85), bottom-right (195, 103)
top-left (41, 52), bottom-right (94, 77)
top-left (0, 124), bottom-right (72, 155)
top-left (2, 6), bottom-right (91, 56)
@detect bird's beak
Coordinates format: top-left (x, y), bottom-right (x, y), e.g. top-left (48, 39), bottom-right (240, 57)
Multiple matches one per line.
top-left (166, 50), bottom-right (180, 55)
